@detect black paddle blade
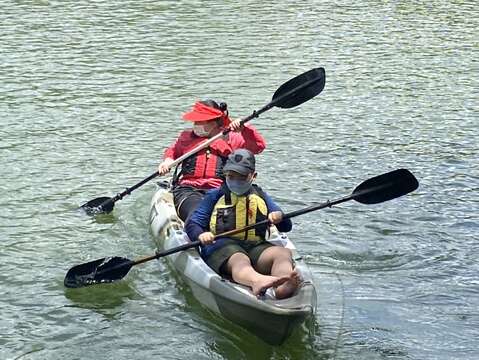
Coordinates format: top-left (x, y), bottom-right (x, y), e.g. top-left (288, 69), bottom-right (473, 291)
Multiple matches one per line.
top-left (353, 169), bottom-right (419, 205)
top-left (80, 197), bottom-right (114, 215)
top-left (272, 67), bottom-right (326, 109)
top-left (64, 256), bottom-right (134, 288)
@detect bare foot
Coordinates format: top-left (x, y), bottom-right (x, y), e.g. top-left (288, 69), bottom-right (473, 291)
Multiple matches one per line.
top-left (274, 269), bottom-right (303, 299)
top-left (251, 275), bottom-right (290, 296)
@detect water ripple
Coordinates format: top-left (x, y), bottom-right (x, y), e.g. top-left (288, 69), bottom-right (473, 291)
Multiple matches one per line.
top-left (1, 1), bottom-right (478, 359)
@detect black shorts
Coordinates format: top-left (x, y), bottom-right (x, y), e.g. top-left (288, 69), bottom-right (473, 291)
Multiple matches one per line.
top-left (172, 185), bottom-right (207, 221)
top-left (204, 238), bottom-right (274, 274)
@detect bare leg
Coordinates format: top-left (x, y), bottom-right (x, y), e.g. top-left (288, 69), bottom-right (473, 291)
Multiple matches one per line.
top-left (225, 252), bottom-right (290, 296)
top-left (256, 246), bottom-right (302, 299)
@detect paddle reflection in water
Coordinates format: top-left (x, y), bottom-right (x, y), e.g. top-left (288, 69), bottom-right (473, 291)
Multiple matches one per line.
top-left (64, 281), bottom-right (140, 319)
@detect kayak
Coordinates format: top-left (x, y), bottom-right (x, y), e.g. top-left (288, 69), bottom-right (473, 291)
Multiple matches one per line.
top-left (149, 184), bottom-right (317, 345)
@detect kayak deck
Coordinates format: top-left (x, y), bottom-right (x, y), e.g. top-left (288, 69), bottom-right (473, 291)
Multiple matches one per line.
top-left (149, 186), bottom-right (317, 345)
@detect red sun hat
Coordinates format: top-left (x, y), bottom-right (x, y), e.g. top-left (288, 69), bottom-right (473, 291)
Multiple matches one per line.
top-left (182, 102), bottom-right (231, 126)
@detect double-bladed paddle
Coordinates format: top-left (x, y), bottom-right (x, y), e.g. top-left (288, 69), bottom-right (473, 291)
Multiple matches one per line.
top-left (80, 68), bottom-right (326, 215)
top-left (65, 168), bottom-right (418, 288)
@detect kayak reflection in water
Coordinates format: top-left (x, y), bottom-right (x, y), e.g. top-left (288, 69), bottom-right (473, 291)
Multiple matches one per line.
top-left (185, 149), bottom-right (301, 299)
top-left (157, 100), bottom-right (266, 222)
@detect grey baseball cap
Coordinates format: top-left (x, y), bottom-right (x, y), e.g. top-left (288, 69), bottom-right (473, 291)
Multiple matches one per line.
top-left (223, 149), bottom-right (255, 175)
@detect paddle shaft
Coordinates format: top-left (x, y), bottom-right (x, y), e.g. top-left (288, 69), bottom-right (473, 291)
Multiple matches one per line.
top-left (132, 191), bottom-right (357, 266)
top-left (133, 241), bottom-right (201, 266)
top-left (67, 192), bottom-right (356, 286)
top-left (99, 76), bottom-right (322, 209)
top-left (67, 168), bottom-right (417, 288)
top-left (213, 193), bottom-right (356, 240)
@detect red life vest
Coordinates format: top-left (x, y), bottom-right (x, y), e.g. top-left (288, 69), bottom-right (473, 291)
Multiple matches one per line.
top-left (176, 130), bottom-right (232, 183)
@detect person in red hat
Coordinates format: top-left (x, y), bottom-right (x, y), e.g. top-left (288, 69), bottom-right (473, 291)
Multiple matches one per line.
top-left (158, 99), bottom-right (266, 221)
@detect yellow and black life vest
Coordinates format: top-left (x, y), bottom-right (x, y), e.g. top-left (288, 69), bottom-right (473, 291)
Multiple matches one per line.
top-left (210, 185), bottom-right (269, 242)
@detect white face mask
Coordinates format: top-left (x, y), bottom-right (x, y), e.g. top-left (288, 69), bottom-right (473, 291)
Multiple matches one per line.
top-left (193, 123), bottom-right (210, 137)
